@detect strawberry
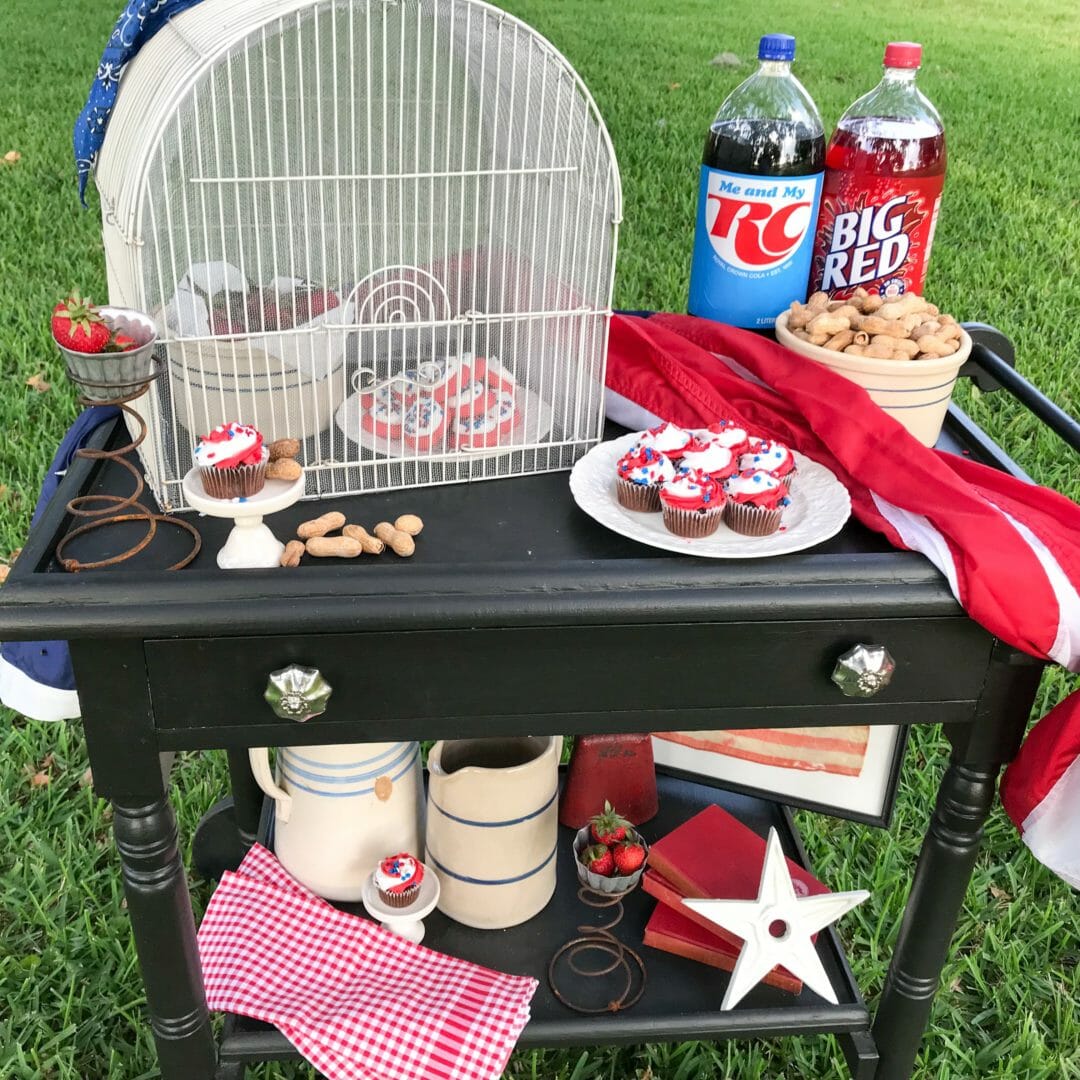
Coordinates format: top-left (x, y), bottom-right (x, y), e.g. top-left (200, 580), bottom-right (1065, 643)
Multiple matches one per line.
top-left (51, 290), bottom-right (112, 354)
top-left (589, 801), bottom-right (630, 846)
top-left (612, 839), bottom-right (646, 876)
top-left (293, 284), bottom-right (340, 325)
top-left (210, 306), bottom-right (235, 337)
top-left (581, 844), bottom-right (615, 877)
top-left (102, 332), bottom-right (137, 354)
top-left (246, 286), bottom-right (281, 333)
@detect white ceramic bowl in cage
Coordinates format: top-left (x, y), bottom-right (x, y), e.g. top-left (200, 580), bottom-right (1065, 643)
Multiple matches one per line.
top-left (163, 324), bottom-right (348, 440)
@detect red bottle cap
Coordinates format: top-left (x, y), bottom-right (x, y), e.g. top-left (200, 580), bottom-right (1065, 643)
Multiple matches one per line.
top-left (884, 41), bottom-right (923, 69)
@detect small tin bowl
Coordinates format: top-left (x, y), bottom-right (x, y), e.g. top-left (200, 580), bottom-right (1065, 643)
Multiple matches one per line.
top-left (573, 824), bottom-right (649, 895)
top-left (58, 306), bottom-right (160, 403)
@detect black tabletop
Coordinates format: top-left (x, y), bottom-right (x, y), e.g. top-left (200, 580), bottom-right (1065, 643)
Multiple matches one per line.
top-left (0, 409), bottom-right (1015, 641)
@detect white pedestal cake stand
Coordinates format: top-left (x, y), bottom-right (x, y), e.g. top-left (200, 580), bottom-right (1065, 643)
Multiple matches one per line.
top-left (362, 867), bottom-right (441, 944)
top-left (181, 468), bottom-right (305, 570)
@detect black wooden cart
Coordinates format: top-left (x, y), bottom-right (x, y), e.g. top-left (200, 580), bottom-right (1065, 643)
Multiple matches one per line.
top-left (1, 325), bottom-right (1071, 1079)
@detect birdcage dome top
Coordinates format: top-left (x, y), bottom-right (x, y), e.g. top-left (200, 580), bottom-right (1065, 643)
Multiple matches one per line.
top-left (94, 0), bottom-right (621, 511)
top-left (95, 0), bottom-right (622, 252)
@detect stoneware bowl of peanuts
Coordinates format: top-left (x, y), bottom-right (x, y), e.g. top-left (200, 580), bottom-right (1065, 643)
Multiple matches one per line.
top-left (775, 290), bottom-right (972, 447)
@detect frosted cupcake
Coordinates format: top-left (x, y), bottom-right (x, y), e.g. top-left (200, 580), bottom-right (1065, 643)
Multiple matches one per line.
top-left (615, 445), bottom-right (677, 512)
top-left (678, 440), bottom-right (738, 484)
top-left (696, 420), bottom-right (751, 458)
top-left (375, 853), bottom-right (424, 908)
top-left (195, 422), bottom-right (268, 499)
top-left (723, 469), bottom-right (790, 536)
top-left (659, 468), bottom-right (724, 538)
top-left (740, 439), bottom-right (797, 489)
top-left (636, 421), bottom-right (693, 461)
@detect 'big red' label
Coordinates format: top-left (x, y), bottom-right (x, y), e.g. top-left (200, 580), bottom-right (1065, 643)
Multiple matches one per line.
top-left (810, 173), bottom-right (944, 300)
top-left (688, 166), bottom-right (822, 329)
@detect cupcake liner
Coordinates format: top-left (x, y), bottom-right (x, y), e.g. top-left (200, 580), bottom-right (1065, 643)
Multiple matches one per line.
top-left (775, 466), bottom-right (797, 493)
top-left (724, 499), bottom-right (784, 537)
top-left (615, 476), bottom-right (662, 512)
top-left (200, 459), bottom-right (268, 500)
top-left (378, 883), bottom-right (421, 908)
top-left (661, 503), bottom-right (723, 538)
top-left (573, 825), bottom-right (649, 895)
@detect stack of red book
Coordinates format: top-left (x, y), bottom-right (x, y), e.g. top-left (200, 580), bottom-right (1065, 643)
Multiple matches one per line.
top-left (642, 805), bottom-right (830, 994)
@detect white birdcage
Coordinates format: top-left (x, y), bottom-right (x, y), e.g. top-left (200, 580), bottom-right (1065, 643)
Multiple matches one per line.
top-left (95, 0), bottom-right (621, 510)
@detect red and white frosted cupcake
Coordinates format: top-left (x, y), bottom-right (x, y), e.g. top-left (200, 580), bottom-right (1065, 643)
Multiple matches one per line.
top-left (723, 469), bottom-right (790, 536)
top-left (615, 445), bottom-right (678, 512)
top-left (678, 440), bottom-right (738, 484)
top-left (696, 420), bottom-right (751, 458)
top-left (636, 422), bottom-right (693, 461)
top-left (740, 439), bottom-right (797, 489)
top-left (195, 422), bottom-right (268, 499)
top-left (375, 852), bottom-right (424, 908)
top-left (659, 467), bottom-right (724, 538)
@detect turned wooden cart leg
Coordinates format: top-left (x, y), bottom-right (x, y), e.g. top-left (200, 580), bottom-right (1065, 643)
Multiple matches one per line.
top-left (871, 757), bottom-right (999, 1078)
top-left (74, 639), bottom-right (218, 1079)
top-left (113, 794), bottom-right (217, 1079)
top-left (873, 644), bottom-right (1042, 1079)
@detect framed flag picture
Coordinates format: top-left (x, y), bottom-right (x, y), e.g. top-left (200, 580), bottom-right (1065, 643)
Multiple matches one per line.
top-left (652, 724), bottom-right (909, 828)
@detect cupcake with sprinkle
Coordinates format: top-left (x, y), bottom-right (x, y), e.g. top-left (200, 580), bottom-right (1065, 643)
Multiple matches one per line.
top-left (659, 467), bottom-right (724, 538)
top-left (678, 440), bottom-right (738, 484)
top-left (740, 439), bottom-right (797, 490)
top-left (636, 421), bottom-right (693, 461)
top-left (697, 419), bottom-right (751, 458)
top-left (723, 469), bottom-right (790, 536)
top-left (615, 445), bottom-right (678, 512)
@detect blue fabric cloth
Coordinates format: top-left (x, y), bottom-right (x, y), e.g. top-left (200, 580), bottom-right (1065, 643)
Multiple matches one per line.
top-left (75, 0), bottom-right (206, 206)
top-left (0, 408), bottom-right (119, 699)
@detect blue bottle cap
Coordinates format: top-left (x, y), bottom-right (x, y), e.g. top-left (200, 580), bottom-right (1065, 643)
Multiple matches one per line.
top-left (758, 33), bottom-right (796, 62)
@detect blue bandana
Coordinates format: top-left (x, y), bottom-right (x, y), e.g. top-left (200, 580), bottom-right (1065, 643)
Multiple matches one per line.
top-left (74, 0), bottom-right (205, 206)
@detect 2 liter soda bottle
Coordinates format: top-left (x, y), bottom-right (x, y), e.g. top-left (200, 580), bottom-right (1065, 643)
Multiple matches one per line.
top-left (688, 33), bottom-right (824, 329)
top-left (810, 42), bottom-right (946, 300)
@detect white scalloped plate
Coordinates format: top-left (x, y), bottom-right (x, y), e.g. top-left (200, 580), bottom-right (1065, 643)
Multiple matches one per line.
top-left (569, 432), bottom-right (851, 559)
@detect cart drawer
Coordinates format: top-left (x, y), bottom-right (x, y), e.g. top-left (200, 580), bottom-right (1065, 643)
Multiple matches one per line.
top-left (146, 617), bottom-right (992, 740)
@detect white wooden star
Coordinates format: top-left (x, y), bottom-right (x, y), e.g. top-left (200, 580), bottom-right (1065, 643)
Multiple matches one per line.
top-left (682, 827), bottom-right (869, 1010)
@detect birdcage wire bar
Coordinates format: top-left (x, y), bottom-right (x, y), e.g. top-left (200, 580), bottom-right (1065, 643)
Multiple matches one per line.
top-left (96, 0), bottom-right (621, 511)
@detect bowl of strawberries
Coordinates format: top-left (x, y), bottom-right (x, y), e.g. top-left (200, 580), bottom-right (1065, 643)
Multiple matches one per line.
top-left (52, 291), bottom-right (159, 402)
top-left (574, 801), bottom-right (649, 895)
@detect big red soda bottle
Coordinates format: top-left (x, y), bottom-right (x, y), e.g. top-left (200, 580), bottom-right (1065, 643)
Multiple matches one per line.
top-left (688, 33), bottom-right (824, 329)
top-left (810, 42), bottom-right (946, 299)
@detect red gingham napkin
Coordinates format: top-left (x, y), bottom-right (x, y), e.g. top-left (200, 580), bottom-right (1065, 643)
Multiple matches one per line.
top-left (197, 844), bottom-right (537, 1080)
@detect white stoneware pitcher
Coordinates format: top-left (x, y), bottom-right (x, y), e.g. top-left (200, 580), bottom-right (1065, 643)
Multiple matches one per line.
top-left (249, 741), bottom-right (424, 901)
top-left (426, 735), bottom-right (563, 929)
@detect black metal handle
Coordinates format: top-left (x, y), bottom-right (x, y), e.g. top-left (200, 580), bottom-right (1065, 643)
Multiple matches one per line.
top-left (961, 322), bottom-right (1080, 455)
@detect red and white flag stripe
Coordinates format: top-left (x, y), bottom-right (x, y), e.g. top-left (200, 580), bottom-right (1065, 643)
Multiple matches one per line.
top-left (606, 313), bottom-right (1080, 888)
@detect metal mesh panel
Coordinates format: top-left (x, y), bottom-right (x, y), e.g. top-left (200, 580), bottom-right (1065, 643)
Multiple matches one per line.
top-left (121, 0), bottom-right (618, 510)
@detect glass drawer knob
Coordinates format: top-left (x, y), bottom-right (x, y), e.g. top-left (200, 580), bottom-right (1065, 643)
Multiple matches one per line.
top-left (264, 665), bottom-right (333, 722)
top-left (831, 645), bottom-right (895, 698)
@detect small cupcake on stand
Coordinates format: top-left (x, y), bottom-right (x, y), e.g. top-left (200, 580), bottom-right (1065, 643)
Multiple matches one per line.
top-left (181, 426), bottom-right (306, 569)
top-left (362, 852), bottom-right (441, 944)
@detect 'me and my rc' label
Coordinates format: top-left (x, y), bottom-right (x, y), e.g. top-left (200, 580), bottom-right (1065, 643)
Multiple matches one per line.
top-left (689, 166), bottom-right (822, 329)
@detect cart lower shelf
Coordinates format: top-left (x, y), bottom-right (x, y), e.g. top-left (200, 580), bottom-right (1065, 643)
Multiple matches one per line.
top-left (217, 774), bottom-right (875, 1073)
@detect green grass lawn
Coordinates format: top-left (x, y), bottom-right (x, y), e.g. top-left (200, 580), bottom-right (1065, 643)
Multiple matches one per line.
top-left (2, 0), bottom-right (1079, 1077)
